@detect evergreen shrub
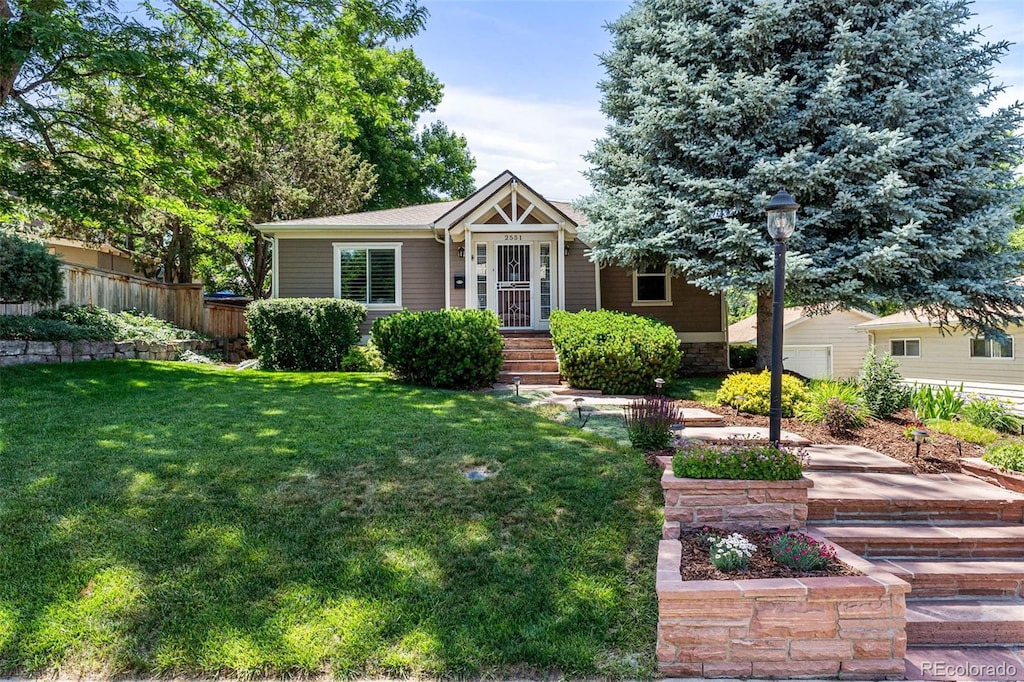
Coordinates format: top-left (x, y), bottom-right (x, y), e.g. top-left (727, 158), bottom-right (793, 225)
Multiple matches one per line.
top-left (715, 370), bottom-right (808, 417)
top-left (0, 231), bottom-right (64, 304)
top-left (0, 305), bottom-right (202, 342)
top-left (858, 350), bottom-right (910, 418)
top-left (246, 298), bottom-right (365, 370)
top-left (371, 308), bottom-right (503, 389)
top-left (549, 309), bottom-right (682, 395)
top-left (984, 442), bottom-right (1024, 473)
top-left (672, 441), bottom-right (805, 481)
top-left (339, 342), bottom-right (386, 372)
top-left (729, 343), bottom-right (757, 369)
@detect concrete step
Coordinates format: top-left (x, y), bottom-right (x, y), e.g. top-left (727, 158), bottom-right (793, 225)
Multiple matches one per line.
top-left (502, 337), bottom-right (554, 350)
top-left (497, 371), bottom-right (561, 385)
top-left (817, 523), bottom-right (1024, 559)
top-left (807, 471), bottom-right (1024, 523)
top-left (501, 359), bottom-right (559, 373)
top-left (802, 444), bottom-right (914, 474)
top-left (502, 349), bottom-right (558, 361)
top-left (873, 558), bottom-right (1024, 598)
top-left (906, 598), bottom-right (1024, 646)
top-left (675, 407), bottom-right (725, 427)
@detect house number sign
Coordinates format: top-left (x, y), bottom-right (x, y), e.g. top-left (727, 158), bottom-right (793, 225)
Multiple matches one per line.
top-left (503, 234), bottom-right (523, 241)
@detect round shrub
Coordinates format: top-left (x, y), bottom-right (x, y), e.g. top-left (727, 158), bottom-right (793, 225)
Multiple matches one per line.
top-left (549, 309), bottom-right (682, 395)
top-left (715, 370), bottom-right (808, 417)
top-left (796, 381), bottom-right (873, 435)
top-left (371, 308), bottom-right (504, 389)
top-left (729, 343), bottom-right (757, 369)
top-left (246, 298), bottom-right (366, 371)
top-left (0, 231), bottom-right (64, 304)
top-left (339, 343), bottom-right (386, 372)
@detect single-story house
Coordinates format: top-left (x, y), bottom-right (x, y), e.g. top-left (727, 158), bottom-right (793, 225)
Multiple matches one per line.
top-left (728, 307), bottom-right (877, 379)
top-left (256, 170), bottom-right (729, 374)
top-left (854, 311), bottom-right (1023, 415)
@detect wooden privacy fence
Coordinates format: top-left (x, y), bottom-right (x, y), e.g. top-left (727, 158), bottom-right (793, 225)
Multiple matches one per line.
top-left (1, 264), bottom-right (203, 330)
top-left (203, 301), bottom-right (248, 338)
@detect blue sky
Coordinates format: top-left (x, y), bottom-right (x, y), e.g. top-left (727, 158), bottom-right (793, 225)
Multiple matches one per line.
top-left (409, 0), bottom-right (1024, 201)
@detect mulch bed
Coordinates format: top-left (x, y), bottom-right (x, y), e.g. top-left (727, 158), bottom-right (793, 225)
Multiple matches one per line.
top-left (677, 401), bottom-right (980, 474)
top-left (678, 529), bottom-right (861, 581)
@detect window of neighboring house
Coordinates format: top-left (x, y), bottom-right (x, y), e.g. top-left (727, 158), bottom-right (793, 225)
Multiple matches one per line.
top-left (890, 338), bottom-right (921, 357)
top-left (633, 264), bottom-right (671, 305)
top-left (333, 243), bottom-right (401, 308)
top-left (970, 336), bottom-right (1014, 359)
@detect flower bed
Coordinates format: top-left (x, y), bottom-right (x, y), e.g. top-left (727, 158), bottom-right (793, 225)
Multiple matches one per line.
top-left (657, 530), bottom-right (910, 679)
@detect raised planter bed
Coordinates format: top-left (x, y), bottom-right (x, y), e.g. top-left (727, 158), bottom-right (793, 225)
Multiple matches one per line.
top-left (656, 531), bottom-right (910, 679)
top-left (961, 457), bottom-right (1024, 495)
top-left (662, 470), bottom-right (812, 532)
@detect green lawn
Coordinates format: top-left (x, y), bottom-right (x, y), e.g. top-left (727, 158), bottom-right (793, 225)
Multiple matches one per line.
top-left (666, 376), bottom-right (724, 403)
top-left (0, 362), bottom-right (662, 678)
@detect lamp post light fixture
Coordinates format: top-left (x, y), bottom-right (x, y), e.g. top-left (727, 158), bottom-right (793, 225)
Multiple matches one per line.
top-left (654, 377), bottom-right (666, 395)
top-left (765, 189), bottom-right (799, 448)
top-left (573, 397), bottom-right (585, 419)
top-left (513, 375), bottom-right (522, 397)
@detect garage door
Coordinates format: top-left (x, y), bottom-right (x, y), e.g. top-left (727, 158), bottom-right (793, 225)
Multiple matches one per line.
top-left (784, 346), bottom-right (831, 380)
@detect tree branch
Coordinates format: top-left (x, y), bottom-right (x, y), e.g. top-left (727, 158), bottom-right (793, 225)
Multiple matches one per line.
top-left (11, 94), bottom-right (57, 156)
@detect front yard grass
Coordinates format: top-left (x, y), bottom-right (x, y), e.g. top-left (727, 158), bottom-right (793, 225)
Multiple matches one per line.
top-left (0, 362), bottom-right (661, 678)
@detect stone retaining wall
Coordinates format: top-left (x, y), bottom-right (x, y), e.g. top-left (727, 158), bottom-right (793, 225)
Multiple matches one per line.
top-left (0, 339), bottom-right (215, 366)
top-left (678, 341), bottom-right (728, 375)
top-left (657, 537), bottom-right (910, 679)
top-left (662, 472), bottom-right (812, 532)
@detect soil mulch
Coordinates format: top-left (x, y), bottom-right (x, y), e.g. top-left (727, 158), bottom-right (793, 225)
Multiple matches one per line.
top-left (677, 401), bottom-right (979, 474)
top-left (678, 529), bottom-right (861, 581)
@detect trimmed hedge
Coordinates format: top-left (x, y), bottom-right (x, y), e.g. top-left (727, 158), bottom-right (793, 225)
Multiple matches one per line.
top-left (549, 309), bottom-right (682, 395)
top-left (371, 308), bottom-right (504, 389)
top-left (246, 298), bottom-right (366, 371)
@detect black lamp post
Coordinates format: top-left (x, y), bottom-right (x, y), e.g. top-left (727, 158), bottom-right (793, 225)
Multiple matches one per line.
top-left (765, 190), bottom-right (799, 448)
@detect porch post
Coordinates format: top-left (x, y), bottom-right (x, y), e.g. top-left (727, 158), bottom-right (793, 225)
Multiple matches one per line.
top-left (464, 228), bottom-right (474, 309)
top-left (443, 226), bottom-right (451, 310)
top-left (557, 224), bottom-right (566, 311)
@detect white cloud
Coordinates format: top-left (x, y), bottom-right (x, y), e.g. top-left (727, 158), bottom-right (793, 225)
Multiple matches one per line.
top-left (424, 86), bottom-right (606, 201)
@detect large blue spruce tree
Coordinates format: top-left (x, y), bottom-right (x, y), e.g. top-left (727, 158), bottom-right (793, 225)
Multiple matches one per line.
top-left (580, 0), bottom-right (1024, 367)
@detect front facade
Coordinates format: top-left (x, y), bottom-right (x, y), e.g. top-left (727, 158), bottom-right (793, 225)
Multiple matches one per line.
top-left (855, 312), bottom-right (1024, 414)
top-left (729, 307), bottom-right (878, 379)
top-left (258, 171), bottom-right (729, 374)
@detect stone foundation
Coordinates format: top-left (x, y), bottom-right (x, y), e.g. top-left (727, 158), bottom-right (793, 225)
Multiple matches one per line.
top-left (662, 471), bottom-right (812, 533)
top-left (657, 537), bottom-right (910, 679)
top-left (0, 339), bottom-right (215, 366)
top-left (679, 341), bottom-right (728, 375)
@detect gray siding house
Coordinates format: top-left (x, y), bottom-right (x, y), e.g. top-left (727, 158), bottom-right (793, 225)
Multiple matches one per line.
top-left (257, 171), bottom-right (728, 374)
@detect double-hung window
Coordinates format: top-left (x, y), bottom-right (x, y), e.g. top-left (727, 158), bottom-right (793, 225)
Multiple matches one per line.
top-left (890, 339), bottom-right (920, 357)
top-left (333, 243), bottom-right (401, 309)
top-left (970, 337), bottom-right (1014, 359)
top-left (633, 264), bottom-right (671, 306)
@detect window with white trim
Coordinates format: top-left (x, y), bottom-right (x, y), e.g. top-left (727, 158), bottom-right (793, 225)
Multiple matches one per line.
top-left (333, 243), bottom-right (401, 308)
top-left (633, 264), bottom-right (671, 305)
top-left (970, 337), bottom-right (1014, 359)
top-left (890, 338), bottom-right (920, 357)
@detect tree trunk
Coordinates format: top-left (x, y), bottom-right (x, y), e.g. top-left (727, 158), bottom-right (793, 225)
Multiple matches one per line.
top-left (755, 290), bottom-right (773, 370)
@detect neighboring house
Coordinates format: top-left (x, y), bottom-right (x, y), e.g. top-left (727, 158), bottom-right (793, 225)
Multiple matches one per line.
top-left (728, 307), bottom-right (878, 379)
top-left (256, 170), bottom-right (729, 374)
top-left (46, 237), bottom-right (150, 278)
top-left (854, 311), bottom-right (1024, 415)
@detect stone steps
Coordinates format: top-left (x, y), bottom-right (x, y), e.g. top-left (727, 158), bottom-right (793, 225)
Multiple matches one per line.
top-left (906, 598), bottom-right (1024, 646)
top-left (807, 471), bottom-right (1024, 523)
top-left (817, 523), bottom-right (1024, 559)
top-left (499, 334), bottom-right (560, 386)
top-left (874, 558), bottom-right (1024, 598)
top-left (802, 444), bottom-right (915, 473)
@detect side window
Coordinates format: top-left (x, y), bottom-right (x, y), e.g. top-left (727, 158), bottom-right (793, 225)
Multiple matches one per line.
top-left (890, 339), bottom-right (920, 357)
top-left (633, 264), bottom-right (671, 305)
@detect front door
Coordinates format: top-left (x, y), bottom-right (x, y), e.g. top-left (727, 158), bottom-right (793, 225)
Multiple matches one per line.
top-left (496, 243), bottom-right (531, 328)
